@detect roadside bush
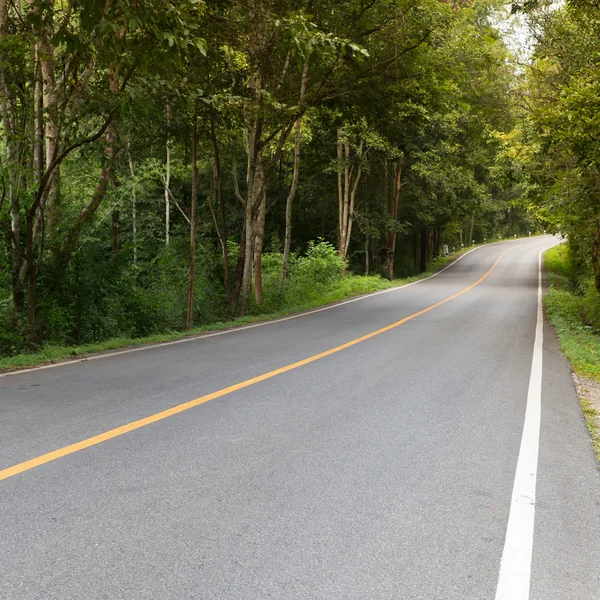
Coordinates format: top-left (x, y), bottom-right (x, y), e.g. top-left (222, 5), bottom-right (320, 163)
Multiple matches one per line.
top-left (0, 296), bottom-right (22, 356)
top-left (547, 243), bottom-right (600, 332)
top-left (284, 240), bottom-right (345, 306)
top-left (581, 280), bottom-right (600, 332)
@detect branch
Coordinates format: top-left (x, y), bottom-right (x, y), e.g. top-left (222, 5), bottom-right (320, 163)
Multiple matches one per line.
top-left (207, 188), bottom-right (223, 246)
top-left (0, 174), bottom-right (5, 211)
top-left (120, 66), bottom-right (136, 93)
top-left (355, 29), bottom-right (435, 81)
top-left (232, 157), bottom-right (246, 205)
top-left (275, 50), bottom-right (291, 91)
top-left (0, 176), bottom-right (19, 249)
top-left (163, 181), bottom-right (191, 224)
top-left (32, 113), bottom-right (114, 216)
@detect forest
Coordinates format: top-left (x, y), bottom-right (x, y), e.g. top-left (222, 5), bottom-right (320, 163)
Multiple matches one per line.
top-left (0, 0), bottom-right (596, 358)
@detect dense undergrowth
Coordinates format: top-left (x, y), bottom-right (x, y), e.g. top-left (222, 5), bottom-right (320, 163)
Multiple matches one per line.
top-left (0, 240), bottom-right (455, 372)
top-left (544, 245), bottom-right (600, 379)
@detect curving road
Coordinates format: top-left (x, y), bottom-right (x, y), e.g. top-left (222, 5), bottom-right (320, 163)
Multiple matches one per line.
top-left (1, 236), bottom-right (599, 599)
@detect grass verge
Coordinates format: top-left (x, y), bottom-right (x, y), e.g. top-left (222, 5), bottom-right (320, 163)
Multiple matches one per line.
top-left (0, 251), bottom-right (461, 374)
top-left (544, 244), bottom-right (600, 460)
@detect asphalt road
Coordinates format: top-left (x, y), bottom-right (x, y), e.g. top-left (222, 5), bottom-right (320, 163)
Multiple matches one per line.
top-left (1, 236), bottom-right (599, 600)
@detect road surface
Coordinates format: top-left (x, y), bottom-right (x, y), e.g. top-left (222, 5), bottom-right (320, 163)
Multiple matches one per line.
top-left (1, 236), bottom-right (599, 600)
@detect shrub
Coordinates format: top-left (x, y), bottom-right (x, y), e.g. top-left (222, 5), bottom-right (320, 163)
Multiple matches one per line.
top-left (282, 240), bottom-right (345, 306)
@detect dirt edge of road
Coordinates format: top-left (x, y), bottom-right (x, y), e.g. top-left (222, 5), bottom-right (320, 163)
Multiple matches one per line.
top-left (572, 374), bottom-right (600, 463)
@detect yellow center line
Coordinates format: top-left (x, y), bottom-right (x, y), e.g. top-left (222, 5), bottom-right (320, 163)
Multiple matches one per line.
top-left (0, 244), bottom-right (522, 482)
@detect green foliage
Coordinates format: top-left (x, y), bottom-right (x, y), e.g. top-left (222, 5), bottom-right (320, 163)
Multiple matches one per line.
top-left (0, 0), bottom-right (537, 358)
top-left (292, 239), bottom-right (345, 285)
top-left (0, 241), bottom-right (460, 372)
top-left (544, 245), bottom-right (600, 379)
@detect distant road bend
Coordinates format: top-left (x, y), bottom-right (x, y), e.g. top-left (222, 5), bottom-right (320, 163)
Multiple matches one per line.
top-left (1, 235), bottom-right (599, 600)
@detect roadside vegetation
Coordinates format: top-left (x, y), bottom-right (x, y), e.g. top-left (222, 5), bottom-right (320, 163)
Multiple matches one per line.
top-left (544, 245), bottom-right (600, 460)
top-left (0, 239), bottom-right (461, 372)
top-left (0, 0), bottom-right (538, 363)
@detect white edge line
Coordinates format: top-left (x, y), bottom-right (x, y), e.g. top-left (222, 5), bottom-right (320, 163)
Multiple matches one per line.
top-left (495, 248), bottom-right (546, 600)
top-left (0, 238), bottom-right (533, 378)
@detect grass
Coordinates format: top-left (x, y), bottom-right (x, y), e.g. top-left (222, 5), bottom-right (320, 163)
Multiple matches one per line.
top-left (544, 244), bottom-right (600, 460)
top-left (0, 251), bottom-right (459, 374)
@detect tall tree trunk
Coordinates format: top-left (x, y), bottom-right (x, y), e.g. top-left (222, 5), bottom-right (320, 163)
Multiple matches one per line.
top-left (38, 1), bottom-right (60, 235)
top-left (111, 210), bottom-right (120, 253)
top-left (420, 228), bottom-right (428, 273)
top-left (340, 140), bottom-right (351, 258)
top-left (468, 212), bottom-right (475, 246)
top-left (281, 60), bottom-right (309, 289)
top-left (239, 197), bottom-right (254, 318)
top-left (127, 139), bottom-right (137, 267)
top-left (25, 209), bottom-right (39, 349)
top-left (384, 158), bottom-right (402, 280)
top-left (187, 110), bottom-right (198, 329)
top-left (240, 71), bottom-right (264, 316)
top-left (413, 233), bottom-right (418, 272)
top-left (343, 141), bottom-right (363, 259)
top-left (33, 56), bottom-right (43, 186)
top-left (231, 223), bottom-right (247, 315)
top-left (10, 194), bottom-right (25, 328)
top-left (0, 0), bottom-right (7, 33)
top-left (253, 180), bottom-right (266, 304)
top-left (365, 231), bottom-right (369, 275)
top-left (337, 130), bottom-right (364, 262)
top-left (165, 137), bottom-right (171, 246)
top-left (7, 133), bottom-right (25, 325)
top-left (337, 127), bottom-right (344, 254)
top-left (209, 110), bottom-right (230, 303)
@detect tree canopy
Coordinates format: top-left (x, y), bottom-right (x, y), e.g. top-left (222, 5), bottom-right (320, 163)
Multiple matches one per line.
top-left (0, 0), bottom-right (560, 355)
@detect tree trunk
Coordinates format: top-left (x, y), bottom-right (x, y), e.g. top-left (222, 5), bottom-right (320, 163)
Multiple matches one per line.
top-left (384, 158), bottom-right (402, 280)
top-left (165, 137), bottom-right (171, 246)
top-left (337, 131), bottom-right (364, 263)
top-left (25, 210), bottom-right (37, 349)
top-left (337, 127), bottom-right (364, 260)
top-left (186, 111), bottom-right (198, 330)
top-left (239, 198), bottom-right (254, 318)
top-left (0, 0), bottom-right (7, 33)
top-left (111, 209), bottom-right (120, 253)
top-left (340, 140), bottom-right (350, 258)
top-left (420, 228), bottom-right (428, 273)
top-left (592, 223), bottom-right (600, 294)
top-left (468, 212), bottom-right (475, 246)
top-left (344, 141), bottom-right (363, 259)
top-left (413, 234), bottom-right (418, 272)
top-left (240, 70), bottom-right (264, 316)
top-left (337, 127), bottom-right (344, 255)
top-left (281, 60), bottom-right (308, 290)
top-left (39, 3), bottom-right (60, 234)
top-left (127, 139), bottom-right (137, 267)
top-left (33, 57), bottom-right (43, 186)
top-left (209, 110), bottom-right (230, 303)
top-left (230, 223), bottom-right (246, 315)
top-left (365, 231), bottom-right (369, 275)
top-left (253, 182), bottom-right (266, 305)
